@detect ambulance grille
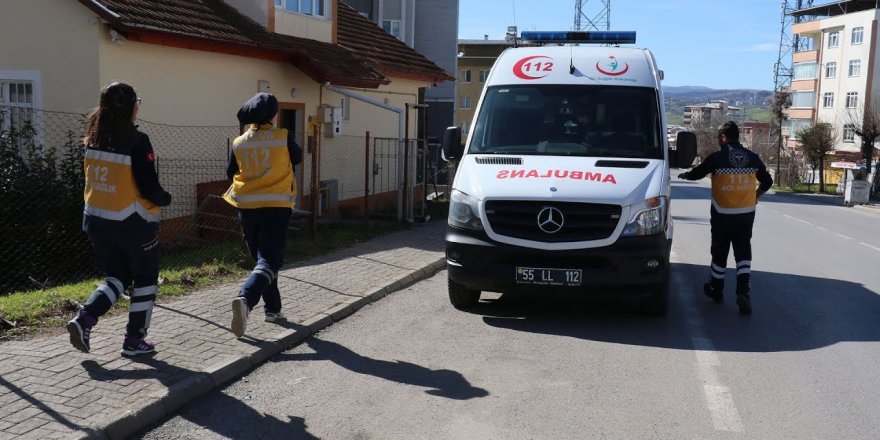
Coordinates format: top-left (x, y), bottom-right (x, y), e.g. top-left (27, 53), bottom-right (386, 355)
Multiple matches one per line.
top-left (484, 200), bottom-right (621, 242)
top-left (475, 157), bottom-right (523, 165)
top-left (595, 160), bottom-right (649, 169)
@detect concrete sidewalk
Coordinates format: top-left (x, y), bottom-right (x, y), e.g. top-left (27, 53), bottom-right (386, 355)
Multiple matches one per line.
top-left (0, 221), bottom-right (446, 440)
top-left (768, 190), bottom-right (880, 213)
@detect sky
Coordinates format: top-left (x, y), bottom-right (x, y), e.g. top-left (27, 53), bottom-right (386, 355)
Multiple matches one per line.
top-left (459, 0), bottom-right (789, 91)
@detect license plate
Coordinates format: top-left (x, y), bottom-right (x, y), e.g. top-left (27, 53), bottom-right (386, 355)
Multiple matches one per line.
top-left (516, 267), bottom-right (582, 286)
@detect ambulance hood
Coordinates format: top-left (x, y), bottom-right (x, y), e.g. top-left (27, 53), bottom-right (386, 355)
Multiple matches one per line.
top-left (453, 155), bottom-right (666, 207)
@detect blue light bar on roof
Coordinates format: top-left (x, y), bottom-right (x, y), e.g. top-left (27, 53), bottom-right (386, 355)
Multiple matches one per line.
top-left (520, 31), bottom-right (637, 45)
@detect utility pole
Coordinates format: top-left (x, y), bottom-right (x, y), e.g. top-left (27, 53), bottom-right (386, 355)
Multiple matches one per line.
top-left (772, 0), bottom-right (813, 185)
top-left (574, 0), bottom-right (610, 31)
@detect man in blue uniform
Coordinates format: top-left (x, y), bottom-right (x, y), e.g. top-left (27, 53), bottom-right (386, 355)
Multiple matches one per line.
top-left (678, 121), bottom-right (773, 315)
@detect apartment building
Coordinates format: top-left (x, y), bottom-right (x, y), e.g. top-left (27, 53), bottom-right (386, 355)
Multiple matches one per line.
top-left (682, 100), bottom-right (741, 127)
top-left (455, 36), bottom-right (515, 135)
top-left (788, 1), bottom-right (880, 166)
top-left (345, 0), bottom-right (458, 141)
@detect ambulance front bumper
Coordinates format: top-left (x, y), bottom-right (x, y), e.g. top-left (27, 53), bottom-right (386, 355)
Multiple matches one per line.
top-left (445, 226), bottom-right (671, 295)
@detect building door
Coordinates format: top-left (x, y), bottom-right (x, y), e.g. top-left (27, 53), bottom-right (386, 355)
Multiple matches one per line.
top-left (277, 104), bottom-right (305, 209)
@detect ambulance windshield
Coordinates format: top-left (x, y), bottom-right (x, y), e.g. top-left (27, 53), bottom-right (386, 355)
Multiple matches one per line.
top-left (468, 85), bottom-right (662, 159)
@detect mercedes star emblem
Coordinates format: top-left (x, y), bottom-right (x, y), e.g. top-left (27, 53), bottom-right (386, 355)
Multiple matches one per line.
top-left (537, 206), bottom-right (564, 234)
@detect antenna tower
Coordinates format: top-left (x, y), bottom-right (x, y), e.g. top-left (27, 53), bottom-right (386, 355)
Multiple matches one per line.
top-left (771, 0), bottom-right (814, 182)
top-left (574, 0), bottom-right (610, 31)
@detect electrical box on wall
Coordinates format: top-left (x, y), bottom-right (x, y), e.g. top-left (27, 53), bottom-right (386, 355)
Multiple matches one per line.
top-left (320, 105), bottom-right (333, 123)
top-left (324, 107), bottom-right (343, 138)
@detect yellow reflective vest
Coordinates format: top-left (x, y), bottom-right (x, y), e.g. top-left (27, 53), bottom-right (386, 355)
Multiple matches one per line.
top-left (223, 124), bottom-right (296, 209)
top-left (711, 168), bottom-right (759, 214)
top-left (83, 148), bottom-right (160, 222)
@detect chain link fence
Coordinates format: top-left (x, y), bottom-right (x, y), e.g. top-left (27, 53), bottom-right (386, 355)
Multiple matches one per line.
top-left (0, 110), bottom-right (437, 295)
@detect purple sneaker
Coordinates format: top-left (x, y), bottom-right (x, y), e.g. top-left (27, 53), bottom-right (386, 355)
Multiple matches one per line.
top-left (66, 310), bottom-right (97, 353)
top-left (121, 337), bottom-right (156, 357)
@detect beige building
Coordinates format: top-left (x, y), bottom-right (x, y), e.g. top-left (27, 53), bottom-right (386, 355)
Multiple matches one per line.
top-left (788, 1), bottom-right (880, 170)
top-left (0, 0), bottom-right (451, 223)
top-left (682, 100), bottom-right (741, 127)
top-left (455, 37), bottom-right (515, 135)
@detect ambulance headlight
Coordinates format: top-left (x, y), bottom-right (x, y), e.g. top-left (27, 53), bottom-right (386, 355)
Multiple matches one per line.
top-left (449, 190), bottom-right (483, 230)
top-left (622, 196), bottom-right (668, 236)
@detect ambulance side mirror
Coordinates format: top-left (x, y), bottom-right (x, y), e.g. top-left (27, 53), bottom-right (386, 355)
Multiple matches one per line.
top-left (441, 126), bottom-right (464, 162)
top-left (672, 131), bottom-right (698, 168)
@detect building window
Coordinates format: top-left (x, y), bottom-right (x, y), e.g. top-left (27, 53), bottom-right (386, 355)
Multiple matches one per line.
top-left (458, 69), bottom-right (471, 83)
top-left (459, 95), bottom-right (471, 109)
top-left (843, 124), bottom-right (856, 142)
top-left (852, 27), bottom-right (864, 45)
top-left (381, 19), bottom-right (401, 40)
top-left (792, 62), bottom-right (817, 80)
top-left (788, 119), bottom-right (812, 140)
top-left (846, 92), bottom-right (858, 108)
top-left (281, 0), bottom-right (325, 17)
top-left (0, 80), bottom-right (36, 132)
top-left (849, 59), bottom-right (861, 77)
top-left (825, 62), bottom-right (837, 78)
top-left (828, 31), bottom-right (839, 48)
top-left (823, 92), bottom-right (834, 108)
top-left (460, 121), bottom-right (470, 134)
top-left (479, 69), bottom-right (490, 83)
top-left (0, 76), bottom-right (41, 153)
top-left (791, 91), bottom-right (815, 108)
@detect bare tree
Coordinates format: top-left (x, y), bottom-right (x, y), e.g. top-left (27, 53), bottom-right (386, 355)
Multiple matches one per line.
top-left (770, 91), bottom-right (792, 185)
top-left (690, 113), bottom-right (728, 160)
top-left (843, 93), bottom-right (880, 185)
top-left (795, 122), bottom-right (835, 193)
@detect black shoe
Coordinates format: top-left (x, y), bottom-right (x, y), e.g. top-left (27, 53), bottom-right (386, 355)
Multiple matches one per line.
top-left (736, 294), bottom-right (752, 315)
top-left (703, 283), bottom-right (723, 304)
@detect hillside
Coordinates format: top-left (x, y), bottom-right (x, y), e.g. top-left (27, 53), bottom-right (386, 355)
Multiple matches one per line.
top-left (664, 86), bottom-right (774, 126)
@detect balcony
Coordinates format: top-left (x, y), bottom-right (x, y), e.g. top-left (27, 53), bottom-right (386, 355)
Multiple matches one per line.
top-left (794, 50), bottom-right (819, 63)
top-left (792, 20), bottom-right (820, 36)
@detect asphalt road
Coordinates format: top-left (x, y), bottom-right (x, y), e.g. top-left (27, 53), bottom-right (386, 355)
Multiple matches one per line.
top-left (139, 178), bottom-right (880, 439)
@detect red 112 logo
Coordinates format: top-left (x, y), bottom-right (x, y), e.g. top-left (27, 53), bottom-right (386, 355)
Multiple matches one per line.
top-left (513, 56), bottom-right (554, 80)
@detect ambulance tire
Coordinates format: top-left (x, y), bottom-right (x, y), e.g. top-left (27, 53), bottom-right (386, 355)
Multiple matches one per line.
top-left (448, 279), bottom-right (480, 310)
top-left (640, 277), bottom-right (669, 316)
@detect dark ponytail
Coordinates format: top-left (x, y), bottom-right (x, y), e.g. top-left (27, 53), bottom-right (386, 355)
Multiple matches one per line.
top-left (84, 82), bottom-right (138, 150)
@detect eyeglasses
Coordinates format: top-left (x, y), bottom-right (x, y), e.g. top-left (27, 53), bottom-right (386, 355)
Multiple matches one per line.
top-left (135, 98), bottom-right (142, 105)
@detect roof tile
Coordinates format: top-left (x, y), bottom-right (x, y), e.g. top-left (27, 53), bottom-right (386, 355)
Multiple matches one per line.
top-left (79, 0), bottom-right (450, 87)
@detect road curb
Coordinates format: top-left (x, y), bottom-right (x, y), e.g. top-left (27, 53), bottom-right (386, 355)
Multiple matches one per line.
top-left (73, 255), bottom-right (447, 440)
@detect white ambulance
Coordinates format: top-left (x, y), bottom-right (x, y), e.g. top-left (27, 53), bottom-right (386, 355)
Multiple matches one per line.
top-left (441, 31), bottom-right (696, 315)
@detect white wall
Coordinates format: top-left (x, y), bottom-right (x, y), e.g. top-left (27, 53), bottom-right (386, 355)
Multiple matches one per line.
top-left (815, 9), bottom-right (878, 152)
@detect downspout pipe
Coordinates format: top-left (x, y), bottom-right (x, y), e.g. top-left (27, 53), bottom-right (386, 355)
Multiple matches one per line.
top-left (324, 84), bottom-right (406, 220)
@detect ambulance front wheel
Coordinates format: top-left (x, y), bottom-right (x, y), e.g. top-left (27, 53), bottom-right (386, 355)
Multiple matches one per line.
top-left (448, 278), bottom-right (480, 310)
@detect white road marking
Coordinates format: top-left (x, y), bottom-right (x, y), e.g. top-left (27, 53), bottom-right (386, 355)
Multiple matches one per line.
top-left (859, 242), bottom-right (880, 253)
top-left (692, 337), bottom-right (721, 366)
top-left (837, 233), bottom-right (854, 240)
top-left (816, 226), bottom-right (827, 231)
top-left (672, 261), bottom-right (745, 434)
top-left (784, 214), bottom-right (813, 226)
top-left (704, 385), bottom-right (746, 432)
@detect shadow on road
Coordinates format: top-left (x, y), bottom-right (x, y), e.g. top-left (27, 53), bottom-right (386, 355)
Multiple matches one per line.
top-left (276, 338), bottom-right (489, 400)
top-left (82, 358), bottom-right (319, 439)
top-left (475, 262), bottom-right (880, 353)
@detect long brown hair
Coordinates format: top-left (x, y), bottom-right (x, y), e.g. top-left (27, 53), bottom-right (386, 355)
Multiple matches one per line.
top-left (83, 82), bottom-right (138, 150)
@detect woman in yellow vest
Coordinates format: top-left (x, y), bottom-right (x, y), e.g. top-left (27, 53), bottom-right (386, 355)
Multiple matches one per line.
top-left (224, 92), bottom-right (301, 337)
top-left (66, 82), bottom-right (172, 356)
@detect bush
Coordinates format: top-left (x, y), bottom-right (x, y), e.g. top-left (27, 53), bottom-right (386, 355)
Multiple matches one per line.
top-left (0, 117), bottom-right (94, 295)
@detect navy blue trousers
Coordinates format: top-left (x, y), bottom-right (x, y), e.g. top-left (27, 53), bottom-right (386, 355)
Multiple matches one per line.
top-left (237, 207), bottom-right (292, 314)
top-left (82, 218), bottom-right (159, 339)
top-left (709, 211), bottom-right (755, 295)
